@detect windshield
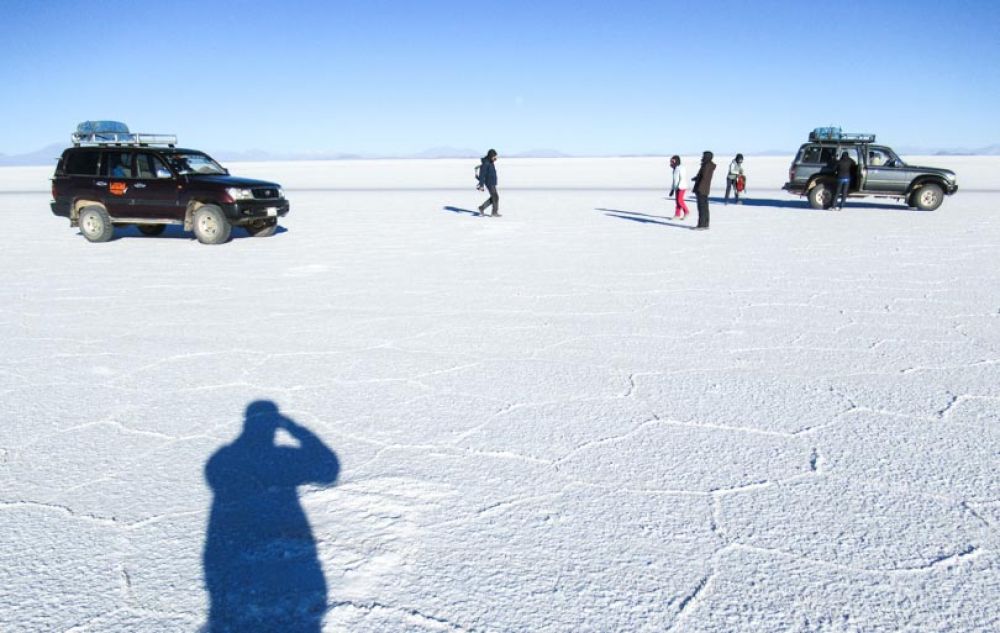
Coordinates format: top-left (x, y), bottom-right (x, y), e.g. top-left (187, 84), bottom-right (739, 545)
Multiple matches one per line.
top-left (166, 152), bottom-right (227, 175)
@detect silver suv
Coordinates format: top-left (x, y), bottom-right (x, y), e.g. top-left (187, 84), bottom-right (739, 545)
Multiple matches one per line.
top-left (783, 128), bottom-right (958, 210)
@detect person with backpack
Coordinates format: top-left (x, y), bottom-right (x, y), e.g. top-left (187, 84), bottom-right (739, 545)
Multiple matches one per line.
top-left (692, 151), bottom-right (716, 230)
top-left (724, 153), bottom-right (745, 204)
top-left (669, 155), bottom-right (689, 220)
top-left (476, 149), bottom-right (500, 216)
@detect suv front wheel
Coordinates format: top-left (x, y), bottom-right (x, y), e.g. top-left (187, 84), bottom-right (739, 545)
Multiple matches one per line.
top-left (808, 182), bottom-right (834, 210)
top-left (913, 184), bottom-right (944, 211)
top-left (192, 205), bottom-right (232, 244)
top-left (79, 205), bottom-right (114, 242)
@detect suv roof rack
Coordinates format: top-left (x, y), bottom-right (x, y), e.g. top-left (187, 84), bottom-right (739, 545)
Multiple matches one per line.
top-left (72, 131), bottom-right (178, 147)
top-left (809, 127), bottom-right (876, 143)
top-left (70, 120), bottom-right (177, 147)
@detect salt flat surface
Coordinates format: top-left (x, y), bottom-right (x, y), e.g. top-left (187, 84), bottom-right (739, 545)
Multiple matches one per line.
top-left (1, 157), bottom-right (998, 631)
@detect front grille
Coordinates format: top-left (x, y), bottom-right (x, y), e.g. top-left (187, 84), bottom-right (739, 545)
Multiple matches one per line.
top-left (252, 187), bottom-right (280, 199)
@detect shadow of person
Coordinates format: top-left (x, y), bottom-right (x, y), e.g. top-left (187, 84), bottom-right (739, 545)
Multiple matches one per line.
top-left (203, 401), bottom-right (339, 633)
top-left (443, 205), bottom-right (479, 215)
top-left (599, 209), bottom-right (696, 230)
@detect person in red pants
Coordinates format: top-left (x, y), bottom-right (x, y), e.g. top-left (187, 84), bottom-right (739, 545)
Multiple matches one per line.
top-left (669, 155), bottom-right (690, 219)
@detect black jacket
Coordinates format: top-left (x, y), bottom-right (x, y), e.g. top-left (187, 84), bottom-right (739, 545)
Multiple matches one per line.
top-left (693, 152), bottom-right (716, 196)
top-left (478, 157), bottom-right (498, 187)
top-left (836, 154), bottom-right (857, 179)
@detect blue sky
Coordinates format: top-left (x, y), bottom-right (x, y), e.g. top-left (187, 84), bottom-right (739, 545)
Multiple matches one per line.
top-left (2, 0), bottom-right (999, 156)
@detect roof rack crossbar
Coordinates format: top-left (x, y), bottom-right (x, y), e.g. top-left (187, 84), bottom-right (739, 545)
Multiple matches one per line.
top-left (71, 132), bottom-right (178, 147)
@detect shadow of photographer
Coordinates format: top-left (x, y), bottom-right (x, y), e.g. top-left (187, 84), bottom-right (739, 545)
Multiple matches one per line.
top-left (203, 400), bottom-right (339, 632)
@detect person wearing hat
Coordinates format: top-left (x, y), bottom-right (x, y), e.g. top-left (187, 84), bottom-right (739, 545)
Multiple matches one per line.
top-left (476, 149), bottom-right (500, 216)
top-left (692, 151), bottom-right (716, 230)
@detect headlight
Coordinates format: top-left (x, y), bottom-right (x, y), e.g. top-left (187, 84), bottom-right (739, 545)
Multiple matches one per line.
top-left (277, 187), bottom-right (285, 199)
top-left (226, 187), bottom-right (254, 200)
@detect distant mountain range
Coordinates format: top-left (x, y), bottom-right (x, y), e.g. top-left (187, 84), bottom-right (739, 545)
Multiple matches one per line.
top-left (0, 143), bottom-right (65, 166)
top-left (1, 143), bottom-right (997, 166)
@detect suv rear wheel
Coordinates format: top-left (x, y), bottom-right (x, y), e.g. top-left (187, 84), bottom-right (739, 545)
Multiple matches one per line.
top-left (913, 183), bottom-right (944, 211)
top-left (137, 224), bottom-right (166, 236)
top-left (192, 205), bottom-right (231, 244)
top-left (79, 205), bottom-right (114, 242)
top-left (808, 182), bottom-right (834, 210)
top-left (246, 219), bottom-right (278, 237)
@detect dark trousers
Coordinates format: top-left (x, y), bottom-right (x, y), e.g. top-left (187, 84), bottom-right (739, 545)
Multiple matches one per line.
top-left (696, 193), bottom-right (710, 227)
top-left (724, 177), bottom-right (740, 202)
top-left (836, 178), bottom-right (850, 209)
top-left (479, 185), bottom-right (499, 215)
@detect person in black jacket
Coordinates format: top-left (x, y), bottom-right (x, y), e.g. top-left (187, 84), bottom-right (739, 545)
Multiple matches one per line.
top-left (692, 151), bottom-right (716, 230)
top-left (835, 151), bottom-right (856, 210)
top-left (476, 149), bottom-right (500, 216)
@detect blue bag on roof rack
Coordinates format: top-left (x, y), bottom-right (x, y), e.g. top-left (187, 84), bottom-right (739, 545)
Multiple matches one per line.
top-left (76, 120), bottom-right (130, 136)
top-left (809, 127), bottom-right (876, 143)
top-left (810, 127), bottom-right (842, 141)
top-left (71, 121), bottom-right (177, 147)
top-left (74, 120), bottom-right (135, 144)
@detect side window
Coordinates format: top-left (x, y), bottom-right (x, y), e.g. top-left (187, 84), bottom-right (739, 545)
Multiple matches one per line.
top-left (819, 147), bottom-right (838, 165)
top-left (64, 150), bottom-right (101, 176)
top-left (868, 147), bottom-right (905, 167)
top-left (103, 152), bottom-right (134, 178)
top-left (136, 153), bottom-right (172, 179)
top-left (868, 148), bottom-right (890, 166)
top-left (801, 146), bottom-right (823, 164)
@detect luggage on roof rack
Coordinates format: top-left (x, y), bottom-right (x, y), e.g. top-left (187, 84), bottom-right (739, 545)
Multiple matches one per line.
top-left (809, 127), bottom-right (876, 143)
top-left (71, 120), bottom-right (177, 147)
top-left (77, 120), bottom-right (130, 136)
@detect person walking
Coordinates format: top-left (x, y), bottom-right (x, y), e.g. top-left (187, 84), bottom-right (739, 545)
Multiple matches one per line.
top-left (669, 155), bottom-right (690, 220)
top-left (835, 151), bottom-right (856, 210)
top-left (724, 153), bottom-right (745, 204)
top-left (476, 149), bottom-right (500, 217)
top-left (692, 151), bottom-right (716, 230)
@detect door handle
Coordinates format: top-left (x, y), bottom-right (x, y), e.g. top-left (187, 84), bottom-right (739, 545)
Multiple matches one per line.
top-left (96, 181), bottom-right (108, 186)
top-left (134, 183), bottom-right (147, 189)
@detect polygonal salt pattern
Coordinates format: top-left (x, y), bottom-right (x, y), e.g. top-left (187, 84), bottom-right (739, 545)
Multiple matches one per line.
top-left (0, 505), bottom-right (128, 631)
top-left (814, 409), bottom-right (1000, 502)
top-left (556, 421), bottom-right (812, 492)
top-left (456, 397), bottom-right (656, 461)
top-left (677, 546), bottom-right (1000, 632)
top-left (718, 476), bottom-right (990, 570)
top-left (2, 159), bottom-right (999, 631)
top-left (634, 371), bottom-right (855, 434)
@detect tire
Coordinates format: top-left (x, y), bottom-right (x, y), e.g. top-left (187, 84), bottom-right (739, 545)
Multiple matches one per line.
top-left (137, 224), bottom-right (166, 236)
top-left (808, 182), bottom-right (834, 210)
top-left (245, 219), bottom-right (278, 237)
top-left (912, 183), bottom-right (944, 211)
top-left (192, 205), bottom-right (232, 244)
top-left (79, 205), bottom-right (114, 242)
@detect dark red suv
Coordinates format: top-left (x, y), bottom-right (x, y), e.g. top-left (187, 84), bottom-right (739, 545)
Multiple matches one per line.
top-left (50, 122), bottom-right (289, 244)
